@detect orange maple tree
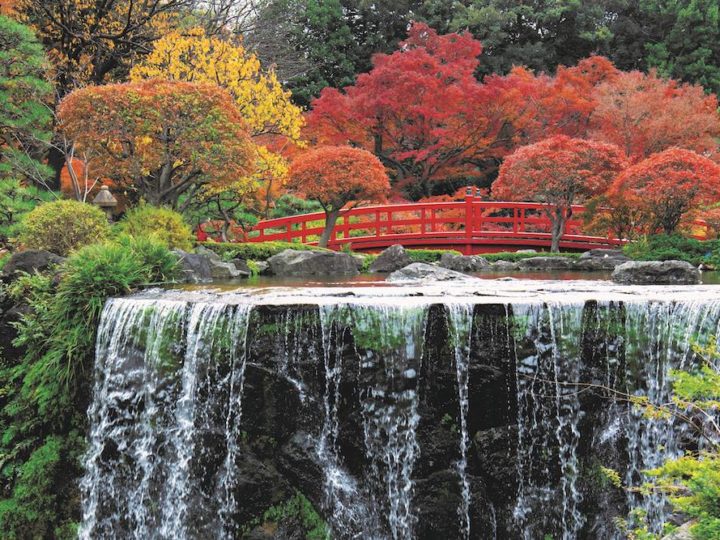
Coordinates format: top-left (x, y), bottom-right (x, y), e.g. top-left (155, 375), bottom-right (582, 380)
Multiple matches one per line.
top-left (57, 80), bottom-right (256, 209)
top-left (492, 135), bottom-right (627, 252)
top-left (589, 70), bottom-right (720, 161)
top-left (608, 148), bottom-right (720, 234)
top-left (288, 146), bottom-right (389, 247)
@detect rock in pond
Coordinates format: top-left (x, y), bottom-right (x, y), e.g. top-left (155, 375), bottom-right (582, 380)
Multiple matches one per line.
top-left (387, 262), bottom-right (477, 282)
top-left (1, 249), bottom-right (64, 281)
top-left (488, 260), bottom-right (520, 272)
top-left (575, 249), bottom-right (630, 271)
top-left (266, 249), bottom-right (359, 277)
top-left (516, 256), bottom-right (577, 271)
top-left (173, 249), bottom-right (244, 283)
top-left (612, 260), bottom-right (701, 285)
top-left (369, 244), bottom-right (412, 273)
top-left (438, 252), bottom-right (489, 273)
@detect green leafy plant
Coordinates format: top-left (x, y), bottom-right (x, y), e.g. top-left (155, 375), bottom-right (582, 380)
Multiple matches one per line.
top-left (623, 234), bottom-right (720, 268)
top-left (0, 180), bottom-right (55, 249)
top-left (19, 199), bottom-right (110, 256)
top-left (117, 204), bottom-right (194, 251)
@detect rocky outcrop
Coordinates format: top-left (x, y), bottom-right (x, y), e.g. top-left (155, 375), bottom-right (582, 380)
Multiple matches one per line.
top-left (488, 260), bottom-right (520, 272)
top-left (386, 262), bottom-right (477, 282)
top-left (438, 252), bottom-right (489, 273)
top-left (1, 249), bottom-right (64, 281)
top-left (575, 249), bottom-right (630, 271)
top-left (516, 256), bottom-right (577, 271)
top-left (173, 249), bottom-right (245, 283)
top-left (612, 260), bottom-right (701, 285)
top-left (369, 244), bottom-right (412, 273)
top-left (266, 249), bottom-right (359, 277)
top-left (661, 522), bottom-right (695, 540)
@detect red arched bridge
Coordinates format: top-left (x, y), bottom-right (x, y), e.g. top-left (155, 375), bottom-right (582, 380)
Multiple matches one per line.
top-left (198, 195), bottom-right (649, 254)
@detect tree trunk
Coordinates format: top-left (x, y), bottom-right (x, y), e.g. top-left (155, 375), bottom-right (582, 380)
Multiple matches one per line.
top-left (319, 210), bottom-right (339, 248)
top-left (550, 210), bottom-right (566, 253)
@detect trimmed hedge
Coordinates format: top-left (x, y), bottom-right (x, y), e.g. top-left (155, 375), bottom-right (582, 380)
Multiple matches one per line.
top-left (117, 205), bottom-right (194, 251)
top-left (201, 241), bottom-right (328, 261)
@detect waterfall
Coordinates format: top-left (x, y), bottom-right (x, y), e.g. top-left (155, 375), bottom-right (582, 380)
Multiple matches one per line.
top-left (512, 302), bottom-right (586, 540)
top-left (446, 303), bottom-right (474, 540)
top-left (623, 299), bottom-right (720, 534)
top-left (80, 286), bottom-right (720, 539)
top-left (80, 298), bottom-right (252, 539)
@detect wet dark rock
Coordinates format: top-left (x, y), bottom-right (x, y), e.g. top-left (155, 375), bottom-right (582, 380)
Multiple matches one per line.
top-left (0, 249), bottom-right (64, 281)
top-left (369, 244), bottom-right (412, 273)
top-left (387, 262), bottom-right (477, 282)
top-left (516, 256), bottom-right (577, 271)
top-left (266, 249), bottom-right (359, 277)
top-left (612, 260), bottom-right (701, 285)
top-left (438, 252), bottom-right (489, 273)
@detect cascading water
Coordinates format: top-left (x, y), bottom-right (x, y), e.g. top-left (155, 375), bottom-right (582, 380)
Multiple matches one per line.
top-left (446, 303), bottom-right (474, 540)
top-left (79, 284), bottom-right (720, 540)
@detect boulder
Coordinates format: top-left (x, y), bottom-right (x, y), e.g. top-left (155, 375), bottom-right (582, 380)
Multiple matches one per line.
top-left (488, 260), bottom-right (519, 272)
top-left (173, 250), bottom-right (213, 283)
top-left (208, 258), bottom-right (243, 281)
top-left (438, 252), bottom-right (489, 273)
top-left (612, 260), bottom-right (701, 285)
top-left (230, 258), bottom-right (252, 278)
top-left (517, 256), bottom-right (577, 271)
top-left (254, 261), bottom-right (270, 275)
top-left (576, 249), bottom-right (630, 271)
top-left (369, 244), bottom-right (412, 273)
top-left (386, 262), bottom-right (477, 282)
top-left (1, 249), bottom-right (64, 281)
top-left (266, 249), bottom-right (359, 277)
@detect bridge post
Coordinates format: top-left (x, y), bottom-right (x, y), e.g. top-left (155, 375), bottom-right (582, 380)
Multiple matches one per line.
top-left (464, 186), bottom-right (473, 255)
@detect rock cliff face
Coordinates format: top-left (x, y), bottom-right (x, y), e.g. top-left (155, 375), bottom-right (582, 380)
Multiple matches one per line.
top-left (79, 286), bottom-right (720, 539)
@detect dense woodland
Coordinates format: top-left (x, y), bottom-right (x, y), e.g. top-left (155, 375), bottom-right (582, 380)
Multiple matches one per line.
top-left (2, 1), bottom-right (720, 539)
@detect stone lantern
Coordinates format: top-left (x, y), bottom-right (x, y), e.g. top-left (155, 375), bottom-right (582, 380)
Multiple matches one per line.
top-left (93, 185), bottom-right (118, 221)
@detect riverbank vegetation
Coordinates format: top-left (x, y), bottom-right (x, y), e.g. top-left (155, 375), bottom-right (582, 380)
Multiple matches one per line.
top-left (2, 1), bottom-right (720, 537)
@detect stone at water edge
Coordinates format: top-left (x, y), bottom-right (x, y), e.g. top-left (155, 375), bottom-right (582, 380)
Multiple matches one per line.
top-left (576, 249), bottom-right (630, 271)
top-left (438, 252), bottom-right (489, 272)
top-left (661, 521), bottom-right (695, 540)
top-left (488, 260), bottom-right (520, 271)
top-left (266, 249), bottom-right (359, 277)
top-left (386, 262), bottom-right (479, 282)
top-left (612, 260), bottom-right (701, 285)
top-left (516, 256), bottom-right (577, 271)
top-left (0, 249), bottom-right (65, 282)
top-left (369, 244), bottom-right (412, 273)
top-left (173, 249), bottom-right (246, 282)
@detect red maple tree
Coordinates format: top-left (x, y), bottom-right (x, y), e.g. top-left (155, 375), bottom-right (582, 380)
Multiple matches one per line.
top-left (306, 23), bottom-right (512, 200)
top-left (288, 146), bottom-right (389, 247)
top-left (608, 148), bottom-right (720, 234)
top-left (492, 135), bottom-right (627, 252)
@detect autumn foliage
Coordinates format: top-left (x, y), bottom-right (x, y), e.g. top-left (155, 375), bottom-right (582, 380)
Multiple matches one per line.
top-left (608, 148), bottom-right (720, 235)
top-left (57, 80), bottom-right (256, 208)
top-left (493, 136), bottom-right (627, 251)
top-left (288, 146), bottom-right (389, 246)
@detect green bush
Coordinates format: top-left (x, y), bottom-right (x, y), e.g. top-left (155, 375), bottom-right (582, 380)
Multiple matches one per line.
top-left (623, 235), bottom-right (720, 267)
top-left (19, 199), bottom-right (110, 256)
top-left (201, 241), bottom-right (328, 261)
top-left (0, 180), bottom-right (55, 249)
top-left (117, 205), bottom-right (194, 251)
top-left (0, 236), bottom-right (178, 537)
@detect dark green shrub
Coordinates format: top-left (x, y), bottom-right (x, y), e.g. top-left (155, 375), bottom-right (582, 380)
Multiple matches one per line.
top-left (117, 204), bottom-right (194, 250)
top-left (201, 241), bottom-right (327, 261)
top-left (0, 236), bottom-right (178, 537)
top-left (269, 194), bottom-right (323, 218)
top-left (623, 235), bottom-right (720, 267)
top-left (19, 199), bottom-right (110, 256)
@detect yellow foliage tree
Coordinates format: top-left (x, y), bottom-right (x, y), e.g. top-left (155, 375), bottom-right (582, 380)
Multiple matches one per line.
top-left (130, 27), bottom-right (304, 216)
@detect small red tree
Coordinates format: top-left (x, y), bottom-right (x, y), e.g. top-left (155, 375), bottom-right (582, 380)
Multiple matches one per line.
top-left (492, 135), bottom-right (627, 252)
top-left (607, 148), bottom-right (720, 235)
top-left (288, 146), bottom-right (389, 247)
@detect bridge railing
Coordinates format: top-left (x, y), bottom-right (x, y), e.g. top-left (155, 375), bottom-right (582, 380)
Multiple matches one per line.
top-left (201, 195), bottom-right (634, 253)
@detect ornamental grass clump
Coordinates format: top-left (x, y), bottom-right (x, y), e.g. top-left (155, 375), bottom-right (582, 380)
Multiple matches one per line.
top-left (19, 199), bottom-right (110, 256)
